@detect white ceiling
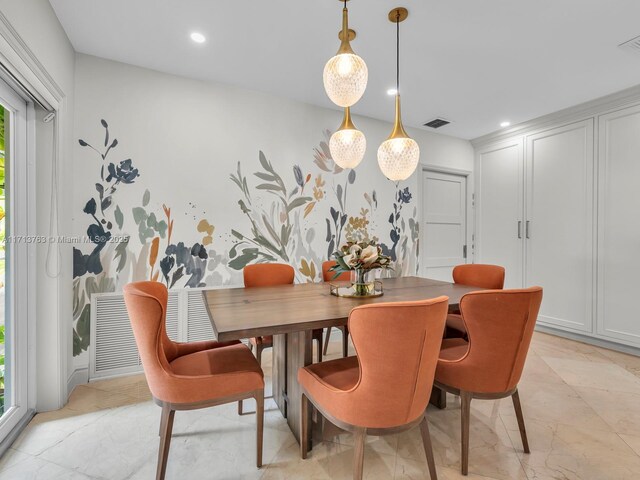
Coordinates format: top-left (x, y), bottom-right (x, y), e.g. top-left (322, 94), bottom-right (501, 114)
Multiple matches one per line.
top-left (49, 0), bottom-right (640, 139)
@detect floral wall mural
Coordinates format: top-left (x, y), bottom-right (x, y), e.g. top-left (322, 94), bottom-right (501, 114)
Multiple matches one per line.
top-left (71, 120), bottom-right (420, 356)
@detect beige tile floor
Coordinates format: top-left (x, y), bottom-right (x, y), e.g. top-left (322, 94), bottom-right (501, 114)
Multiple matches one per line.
top-left (2, 332), bottom-right (640, 479)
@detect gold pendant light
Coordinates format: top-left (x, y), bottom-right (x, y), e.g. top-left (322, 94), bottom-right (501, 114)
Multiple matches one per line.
top-left (323, 0), bottom-right (368, 107)
top-left (330, 106), bottom-right (366, 169)
top-left (377, 7), bottom-right (420, 182)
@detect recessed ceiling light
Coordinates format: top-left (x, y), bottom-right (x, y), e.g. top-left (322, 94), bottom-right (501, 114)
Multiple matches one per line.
top-left (500, 121), bottom-right (511, 128)
top-left (387, 88), bottom-right (398, 96)
top-left (190, 32), bottom-right (206, 44)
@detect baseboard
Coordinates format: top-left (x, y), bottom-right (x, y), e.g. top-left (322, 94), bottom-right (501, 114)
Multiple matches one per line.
top-left (0, 409), bottom-right (35, 458)
top-left (535, 325), bottom-right (640, 357)
top-left (66, 367), bottom-right (89, 400)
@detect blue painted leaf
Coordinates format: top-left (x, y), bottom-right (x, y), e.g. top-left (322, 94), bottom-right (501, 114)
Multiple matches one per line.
top-left (83, 198), bottom-right (97, 215)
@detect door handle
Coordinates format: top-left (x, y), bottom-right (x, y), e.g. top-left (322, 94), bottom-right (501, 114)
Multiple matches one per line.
top-left (526, 221), bottom-right (531, 239)
top-left (517, 221), bottom-right (522, 239)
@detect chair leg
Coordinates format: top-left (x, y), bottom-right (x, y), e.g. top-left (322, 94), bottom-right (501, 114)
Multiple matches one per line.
top-left (255, 390), bottom-right (264, 468)
top-left (300, 393), bottom-right (309, 459)
top-left (353, 427), bottom-right (366, 480)
top-left (511, 389), bottom-right (530, 454)
top-left (341, 327), bottom-right (349, 358)
top-left (323, 327), bottom-right (332, 355)
top-left (256, 344), bottom-right (263, 366)
top-left (420, 416), bottom-right (438, 480)
top-left (315, 336), bottom-right (322, 363)
top-left (460, 391), bottom-right (472, 476)
top-left (238, 400), bottom-right (244, 416)
top-left (156, 405), bottom-right (175, 480)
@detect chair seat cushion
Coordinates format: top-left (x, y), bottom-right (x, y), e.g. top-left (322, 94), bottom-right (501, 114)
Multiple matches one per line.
top-left (439, 338), bottom-right (469, 361)
top-left (300, 355), bottom-right (360, 392)
top-left (170, 343), bottom-right (264, 382)
top-left (446, 313), bottom-right (466, 335)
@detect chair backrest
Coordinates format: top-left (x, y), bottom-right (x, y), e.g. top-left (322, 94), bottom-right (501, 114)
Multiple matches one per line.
top-left (322, 260), bottom-right (351, 282)
top-left (123, 282), bottom-right (181, 401)
top-left (243, 263), bottom-right (295, 287)
top-left (459, 287), bottom-right (543, 393)
top-left (347, 297), bottom-right (448, 428)
top-left (453, 264), bottom-right (505, 290)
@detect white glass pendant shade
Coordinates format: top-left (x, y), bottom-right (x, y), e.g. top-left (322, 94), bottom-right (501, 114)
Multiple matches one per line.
top-left (377, 136), bottom-right (420, 182)
top-left (330, 129), bottom-right (366, 169)
top-left (323, 53), bottom-right (368, 107)
top-left (330, 107), bottom-right (366, 169)
top-left (377, 95), bottom-right (420, 181)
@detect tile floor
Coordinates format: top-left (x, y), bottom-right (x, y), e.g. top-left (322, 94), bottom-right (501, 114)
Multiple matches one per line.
top-left (2, 332), bottom-right (640, 479)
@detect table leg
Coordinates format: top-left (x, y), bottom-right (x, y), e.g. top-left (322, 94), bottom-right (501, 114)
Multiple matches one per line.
top-left (429, 385), bottom-right (447, 409)
top-left (272, 334), bottom-right (287, 418)
top-left (271, 330), bottom-right (313, 445)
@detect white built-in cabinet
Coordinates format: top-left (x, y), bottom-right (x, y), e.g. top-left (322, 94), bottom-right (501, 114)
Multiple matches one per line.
top-left (476, 96), bottom-right (640, 351)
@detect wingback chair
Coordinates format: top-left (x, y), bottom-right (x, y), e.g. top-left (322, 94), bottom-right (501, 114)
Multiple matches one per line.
top-left (435, 287), bottom-right (543, 475)
top-left (123, 282), bottom-right (265, 480)
top-left (299, 297), bottom-right (449, 480)
top-left (321, 260), bottom-right (351, 357)
top-left (446, 264), bottom-right (505, 337)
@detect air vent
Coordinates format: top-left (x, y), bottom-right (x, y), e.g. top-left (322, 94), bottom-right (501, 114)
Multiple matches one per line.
top-left (424, 118), bottom-right (451, 129)
top-left (619, 35), bottom-right (640, 53)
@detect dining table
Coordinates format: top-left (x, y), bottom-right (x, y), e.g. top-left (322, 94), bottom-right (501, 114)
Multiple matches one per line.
top-left (202, 275), bottom-right (483, 446)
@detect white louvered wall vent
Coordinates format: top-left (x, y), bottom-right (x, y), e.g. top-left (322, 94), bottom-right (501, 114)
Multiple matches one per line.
top-left (90, 288), bottom-right (228, 380)
top-left (619, 35), bottom-right (640, 54)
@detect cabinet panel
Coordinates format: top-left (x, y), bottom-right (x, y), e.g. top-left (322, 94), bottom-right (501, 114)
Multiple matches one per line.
top-left (525, 121), bottom-right (594, 332)
top-left (477, 141), bottom-right (524, 289)
top-left (597, 105), bottom-right (640, 347)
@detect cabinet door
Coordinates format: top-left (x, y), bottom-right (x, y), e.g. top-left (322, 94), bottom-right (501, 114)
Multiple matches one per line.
top-left (476, 140), bottom-right (524, 288)
top-left (525, 120), bottom-right (594, 332)
top-left (597, 105), bottom-right (640, 347)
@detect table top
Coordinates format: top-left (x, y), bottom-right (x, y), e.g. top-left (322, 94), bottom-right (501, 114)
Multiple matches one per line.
top-left (203, 276), bottom-right (484, 342)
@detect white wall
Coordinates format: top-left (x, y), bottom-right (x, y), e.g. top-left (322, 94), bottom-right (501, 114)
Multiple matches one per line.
top-left (71, 54), bottom-right (473, 373)
top-left (0, 0), bottom-right (76, 410)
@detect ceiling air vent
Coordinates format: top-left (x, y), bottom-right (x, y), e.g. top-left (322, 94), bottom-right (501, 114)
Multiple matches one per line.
top-left (424, 118), bottom-right (450, 129)
top-left (619, 35), bottom-right (640, 53)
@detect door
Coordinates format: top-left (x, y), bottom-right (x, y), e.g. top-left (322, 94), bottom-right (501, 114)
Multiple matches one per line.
top-left (0, 77), bottom-right (30, 442)
top-left (597, 105), bottom-right (640, 347)
top-left (476, 140), bottom-right (524, 288)
top-left (525, 120), bottom-right (594, 333)
top-left (422, 170), bottom-right (467, 282)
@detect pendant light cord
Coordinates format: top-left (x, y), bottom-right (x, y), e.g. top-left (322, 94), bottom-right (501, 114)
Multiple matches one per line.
top-left (396, 10), bottom-right (400, 93)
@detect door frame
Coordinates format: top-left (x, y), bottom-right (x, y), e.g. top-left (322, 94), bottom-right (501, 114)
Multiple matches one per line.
top-left (418, 165), bottom-right (474, 278)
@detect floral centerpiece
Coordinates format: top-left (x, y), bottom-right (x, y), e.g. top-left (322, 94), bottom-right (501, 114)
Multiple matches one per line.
top-left (330, 241), bottom-right (392, 296)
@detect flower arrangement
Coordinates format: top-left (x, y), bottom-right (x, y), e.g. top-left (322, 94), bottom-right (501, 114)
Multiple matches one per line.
top-left (330, 241), bottom-right (392, 295)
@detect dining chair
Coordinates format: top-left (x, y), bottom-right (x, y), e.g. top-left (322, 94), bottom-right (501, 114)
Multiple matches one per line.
top-left (299, 297), bottom-right (449, 480)
top-left (446, 264), bottom-right (505, 338)
top-left (435, 287), bottom-right (543, 475)
top-left (123, 282), bottom-right (265, 480)
top-left (321, 260), bottom-right (350, 357)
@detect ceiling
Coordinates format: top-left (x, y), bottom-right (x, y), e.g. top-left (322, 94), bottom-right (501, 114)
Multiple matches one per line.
top-left (49, 0), bottom-right (640, 139)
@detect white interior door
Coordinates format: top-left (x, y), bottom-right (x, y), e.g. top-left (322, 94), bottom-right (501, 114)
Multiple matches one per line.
top-left (525, 120), bottom-right (594, 333)
top-left (597, 105), bottom-right (640, 347)
top-left (422, 170), bottom-right (467, 281)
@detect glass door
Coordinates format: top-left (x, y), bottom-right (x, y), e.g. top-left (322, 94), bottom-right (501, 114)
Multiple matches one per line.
top-left (0, 77), bottom-right (29, 441)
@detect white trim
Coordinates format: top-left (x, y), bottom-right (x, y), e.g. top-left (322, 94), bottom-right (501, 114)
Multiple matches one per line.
top-left (535, 324), bottom-right (640, 357)
top-left (472, 83), bottom-right (640, 148)
top-left (66, 368), bottom-right (88, 398)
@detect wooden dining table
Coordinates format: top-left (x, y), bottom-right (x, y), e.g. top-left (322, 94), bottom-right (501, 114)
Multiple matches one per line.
top-left (202, 276), bottom-right (482, 445)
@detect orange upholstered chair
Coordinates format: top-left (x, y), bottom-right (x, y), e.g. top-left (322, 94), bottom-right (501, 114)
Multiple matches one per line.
top-left (446, 264), bottom-right (505, 338)
top-left (123, 282), bottom-right (265, 480)
top-left (435, 287), bottom-right (543, 475)
top-left (299, 297), bottom-right (449, 480)
top-left (321, 260), bottom-right (351, 357)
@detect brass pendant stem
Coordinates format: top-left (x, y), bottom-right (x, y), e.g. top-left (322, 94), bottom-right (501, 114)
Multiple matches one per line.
top-left (388, 95), bottom-right (409, 139)
top-left (337, 107), bottom-right (357, 131)
top-left (337, 7), bottom-right (355, 54)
